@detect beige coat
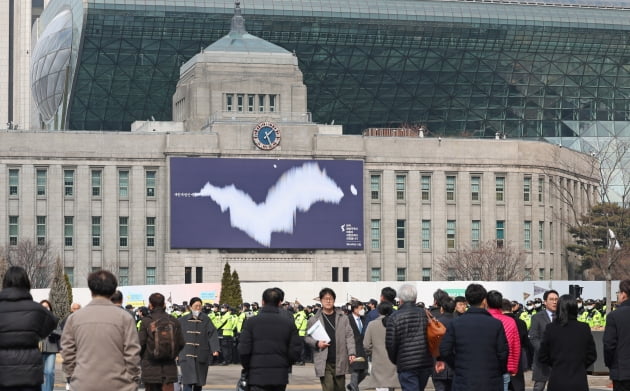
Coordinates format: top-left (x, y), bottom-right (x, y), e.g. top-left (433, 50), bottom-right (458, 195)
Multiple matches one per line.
top-left (305, 308), bottom-right (356, 377)
top-left (362, 315), bottom-right (400, 389)
top-left (61, 297), bottom-right (141, 391)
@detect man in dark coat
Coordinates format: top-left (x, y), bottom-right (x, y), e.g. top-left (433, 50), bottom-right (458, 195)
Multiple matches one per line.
top-left (386, 284), bottom-right (434, 391)
top-left (438, 283), bottom-right (508, 391)
top-left (178, 297), bottom-right (221, 391)
top-left (604, 279), bottom-right (630, 391)
top-left (529, 290), bottom-right (558, 391)
top-left (0, 266), bottom-right (58, 390)
top-left (238, 287), bottom-right (302, 391)
top-left (138, 292), bottom-right (186, 391)
top-left (347, 301), bottom-right (368, 391)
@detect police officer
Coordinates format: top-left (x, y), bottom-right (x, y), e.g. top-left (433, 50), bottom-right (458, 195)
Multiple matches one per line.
top-left (293, 305), bottom-right (308, 365)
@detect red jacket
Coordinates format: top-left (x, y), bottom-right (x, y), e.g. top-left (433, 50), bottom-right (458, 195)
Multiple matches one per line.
top-left (488, 308), bottom-right (521, 375)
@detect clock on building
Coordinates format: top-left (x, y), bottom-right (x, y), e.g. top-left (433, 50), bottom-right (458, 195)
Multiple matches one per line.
top-left (252, 121), bottom-right (281, 150)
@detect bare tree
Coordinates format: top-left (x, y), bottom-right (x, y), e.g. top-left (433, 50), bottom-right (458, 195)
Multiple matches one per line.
top-left (437, 240), bottom-right (525, 281)
top-left (0, 239), bottom-right (57, 288)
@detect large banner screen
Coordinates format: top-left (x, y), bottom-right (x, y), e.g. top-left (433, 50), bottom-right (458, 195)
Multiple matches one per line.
top-left (170, 158), bottom-right (363, 249)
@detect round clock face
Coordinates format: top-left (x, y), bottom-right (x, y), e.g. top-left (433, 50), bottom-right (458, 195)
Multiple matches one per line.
top-left (252, 121), bottom-right (281, 150)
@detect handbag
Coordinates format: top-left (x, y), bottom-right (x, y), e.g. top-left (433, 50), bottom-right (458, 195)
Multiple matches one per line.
top-left (424, 309), bottom-right (446, 358)
top-left (236, 369), bottom-right (249, 391)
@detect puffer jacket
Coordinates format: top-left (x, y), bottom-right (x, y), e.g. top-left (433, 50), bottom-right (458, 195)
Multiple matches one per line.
top-left (0, 287), bottom-right (58, 387)
top-left (385, 302), bottom-right (433, 371)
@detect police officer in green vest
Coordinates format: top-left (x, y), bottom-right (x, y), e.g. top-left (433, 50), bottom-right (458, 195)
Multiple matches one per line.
top-left (293, 305), bottom-right (308, 365)
top-left (218, 304), bottom-right (237, 364)
top-left (578, 299), bottom-right (603, 328)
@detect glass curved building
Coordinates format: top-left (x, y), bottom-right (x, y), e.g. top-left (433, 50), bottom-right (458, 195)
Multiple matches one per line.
top-left (32, 0), bottom-right (630, 198)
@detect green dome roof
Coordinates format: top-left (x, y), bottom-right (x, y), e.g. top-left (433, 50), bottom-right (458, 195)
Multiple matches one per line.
top-left (204, 1), bottom-right (290, 55)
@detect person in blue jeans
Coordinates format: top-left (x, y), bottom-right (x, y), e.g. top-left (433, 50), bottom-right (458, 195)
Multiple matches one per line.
top-left (39, 300), bottom-right (62, 391)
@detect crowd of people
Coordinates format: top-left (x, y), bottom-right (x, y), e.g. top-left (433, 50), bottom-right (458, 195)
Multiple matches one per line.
top-left (1, 266), bottom-right (630, 391)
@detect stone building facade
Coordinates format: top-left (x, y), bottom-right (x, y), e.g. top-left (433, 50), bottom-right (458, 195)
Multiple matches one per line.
top-left (0, 2), bottom-right (599, 287)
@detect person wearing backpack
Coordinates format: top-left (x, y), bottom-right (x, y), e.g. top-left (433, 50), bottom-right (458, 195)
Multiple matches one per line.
top-left (139, 292), bottom-right (186, 391)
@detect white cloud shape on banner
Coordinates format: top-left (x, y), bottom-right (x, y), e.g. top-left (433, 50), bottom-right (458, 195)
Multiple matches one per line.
top-left (193, 162), bottom-right (344, 247)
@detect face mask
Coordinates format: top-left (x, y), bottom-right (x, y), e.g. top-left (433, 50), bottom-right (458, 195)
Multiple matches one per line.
top-left (221, 309), bottom-right (227, 313)
top-left (358, 309), bottom-right (365, 317)
top-left (526, 305), bottom-right (533, 311)
top-left (585, 305), bottom-right (594, 311)
top-left (192, 310), bottom-right (201, 317)
top-left (534, 303), bottom-right (542, 308)
top-left (577, 303), bottom-right (583, 309)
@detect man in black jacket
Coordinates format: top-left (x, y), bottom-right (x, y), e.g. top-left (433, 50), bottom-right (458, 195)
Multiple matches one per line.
top-left (238, 288), bottom-right (302, 391)
top-left (385, 284), bottom-right (433, 391)
top-left (604, 279), bottom-right (630, 391)
top-left (438, 283), bottom-right (508, 391)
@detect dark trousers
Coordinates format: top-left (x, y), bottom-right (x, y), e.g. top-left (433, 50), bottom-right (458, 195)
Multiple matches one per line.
top-left (432, 378), bottom-right (452, 391)
top-left (508, 371), bottom-right (525, 391)
top-left (320, 362), bottom-right (345, 391)
top-left (221, 336), bottom-right (233, 363)
top-left (250, 385), bottom-right (287, 391)
top-left (614, 380), bottom-right (630, 391)
top-left (398, 367), bottom-right (432, 391)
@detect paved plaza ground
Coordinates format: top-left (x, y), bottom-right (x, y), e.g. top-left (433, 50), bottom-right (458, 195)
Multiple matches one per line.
top-left (51, 356), bottom-right (613, 390)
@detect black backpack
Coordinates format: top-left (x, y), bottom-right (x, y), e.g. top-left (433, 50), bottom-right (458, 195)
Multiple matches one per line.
top-left (146, 316), bottom-right (177, 361)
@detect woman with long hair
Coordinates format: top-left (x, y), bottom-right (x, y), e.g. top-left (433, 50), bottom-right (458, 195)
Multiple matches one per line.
top-left (39, 299), bottom-right (62, 391)
top-left (538, 294), bottom-right (596, 391)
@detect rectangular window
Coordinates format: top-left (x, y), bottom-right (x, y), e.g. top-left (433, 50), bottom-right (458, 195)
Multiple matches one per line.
top-left (370, 174), bottom-right (381, 200)
top-left (422, 268), bottom-right (431, 281)
top-left (65, 267), bottom-right (74, 287)
top-left (538, 176), bottom-right (544, 203)
top-left (550, 268), bottom-right (554, 279)
top-left (524, 268), bottom-right (532, 281)
top-left (332, 267), bottom-right (339, 282)
top-left (8, 169), bottom-right (19, 196)
top-left (146, 217), bottom-right (155, 247)
top-left (269, 94), bottom-right (276, 112)
top-left (371, 268), bottom-right (381, 282)
top-left (196, 267), bottom-right (203, 283)
top-left (496, 220), bottom-right (505, 248)
top-left (64, 169), bottom-right (74, 197)
top-left (422, 220), bottom-right (431, 249)
top-left (226, 94), bottom-right (233, 111)
top-left (9, 216), bottom-right (18, 246)
top-left (396, 219), bottom-right (406, 249)
top-left (36, 216), bottom-right (46, 246)
top-left (421, 175), bottom-right (431, 201)
top-left (247, 94), bottom-right (255, 112)
top-left (496, 176), bottom-right (505, 202)
top-left (119, 217), bottom-right (128, 247)
top-left (146, 170), bottom-right (156, 197)
top-left (146, 267), bottom-right (156, 285)
top-left (524, 220), bottom-right (531, 250)
top-left (64, 216), bottom-right (73, 247)
top-left (539, 268), bottom-right (545, 280)
top-left (119, 170), bottom-right (129, 198)
top-left (447, 220), bottom-right (456, 249)
top-left (91, 170), bottom-right (102, 197)
top-left (396, 174), bottom-right (406, 201)
top-left (342, 267), bottom-right (349, 282)
top-left (371, 219), bottom-right (380, 250)
top-left (237, 94), bottom-right (244, 112)
top-left (92, 216), bottom-right (101, 247)
top-left (185, 267), bottom-right (192, 284)
top-left (471, 175), bottom-right (480, 201)
top-left (472, 220), bottom-right (481, 249)
top-left (446, 175), bottom-right (456, 201)
top-left (396, 268), bottom-right (406, 281)
top-left (119, 267), bottom-right (129, 286)
top-left (258, 95), bottom-right (265, 112)
top-left (36, 169), bottom-right (47, 196)
top-left (447, 268), bottom-right (456, 281)
top-left (538, 221), bottom-right (545, 249)
top-left (524, 176), bottom-right (532, 202)
top-left (549, 222), bottom-right (553, 250)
